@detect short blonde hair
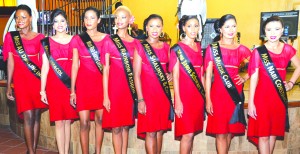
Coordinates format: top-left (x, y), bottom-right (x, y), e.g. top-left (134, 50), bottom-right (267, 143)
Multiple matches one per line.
top-left (114, 6), bottom-right (132, 16)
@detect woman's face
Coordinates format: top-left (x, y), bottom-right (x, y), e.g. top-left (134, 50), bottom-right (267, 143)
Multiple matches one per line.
top-left (15, 10), bottom-right (32, 30)
top-left (84, 10), bottom-right (100, 30)
top-left (53, 14), bottom-right (68, 33)
top-left (183, 18), bottom-right (200, 40)
top-left (114, 9), bottom-right (130, 29)
top-left (220, 18), bottom-right (237, 39)
top-left (146, 18), bottom-right (163, 39)
top-left (264, 21), bottom-right (283, 42)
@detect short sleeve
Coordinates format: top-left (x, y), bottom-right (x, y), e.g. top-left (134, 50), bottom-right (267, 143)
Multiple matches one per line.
top-left (2, 32), bottom-right (12, 61)
top-left (247, 49), bottom-right (260, 76)
top-left (286, 44), bottom-right (297, 60)
top-left (168, 49), bottom-right (178, 72)
top-left (204, 45), bottom-right (213, 71)
top-left (68, 35), bottom-right (80, 60)
top-left (238, 45), bottom-right (251, 62)
top-left (101, 36), bottom-right (112, 66)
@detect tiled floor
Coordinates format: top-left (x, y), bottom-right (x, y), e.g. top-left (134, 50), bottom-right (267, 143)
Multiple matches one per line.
top-left (0, 127), bottom-right (57, 154)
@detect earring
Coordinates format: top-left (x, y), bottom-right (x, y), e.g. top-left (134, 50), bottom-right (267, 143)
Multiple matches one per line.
top-left (145, 31), bottom-right (148, 37)
top-left (113, 25), bottom-right (118, 34)
top-left (128, 24), bottom-right (132, 35)
top-left (52, 29), bottom-right (56, 35)
top-left (66, 27), bottom-right (69, 33)
top-left (196, 33), bottom-right (202, 41)
top-left (180, 32), bottom-right (186, 40)
top-left (15, 24), bottom-right (20, 31)
top-left (159, 32), bottom-right (165, 38)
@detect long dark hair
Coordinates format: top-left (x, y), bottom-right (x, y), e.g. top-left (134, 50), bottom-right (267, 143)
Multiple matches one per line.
top-left (143, 14), bottom-right (163, 38)
top-left (179, 15), bottom-right (199, 40)
top-left (213, 14), bottom-right (236, 42)
top-left (50, 9), bottom-right (68, 25)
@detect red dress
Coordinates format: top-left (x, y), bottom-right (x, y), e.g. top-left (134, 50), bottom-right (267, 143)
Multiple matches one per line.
top-left (247, 44), bottom-right (296, 145)
top-left (204, 44), bottom-right (251, 135)
top-left (43, 38), bottom-right (78, 122)
top-left (102, 37), bottom-right (142, 129)
top-left (169, 42), bottom-right (204, 139)
top-left (69, 35), bottom-right (106, 114)
top-left (2, 32), bottom-right (48, 118)
top-left (137, 42), bottom-right (172, 138)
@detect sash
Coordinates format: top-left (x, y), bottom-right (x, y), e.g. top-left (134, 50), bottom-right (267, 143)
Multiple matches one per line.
top-left (110, 34), bottom-right (138, 117)
top-left (171, 44), bottom-right (206, 119)
top-left (79, 32), bottom-right (103, 73)
top-left (41, 37), bottom-right (71, 89)
top-left (10, 31), bottom-right (41, 79)
top-left (141, 41), bottom-right (174, 121)
top-left (257, 45), bottom-right (289, 131)
top-left (210, 42), bottom-right (246, 125)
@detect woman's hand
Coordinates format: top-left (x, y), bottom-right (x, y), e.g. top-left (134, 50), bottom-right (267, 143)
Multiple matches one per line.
top-left (247, 102), bottom-right (257, 120)
top-left (103, 97), bottom-right (111, 112)
top-left (285, 81), bottom-right (294, 91)
top-left (234, 75), bottom-right (246, 85)
top-left (6, 87), bottom-right (15, 101)
top-left (138, 100), bottom-right (146, 115)
top-left (206, 99), bottom-right (213, 115)
top-left (40, 91), bottom-right (48, 105)
top-left (70, 93), bottom-right (76, 109)
top-left (175, 100), bottom-right (183, 118)
top-left (166, 73), bottom-right (173, 82)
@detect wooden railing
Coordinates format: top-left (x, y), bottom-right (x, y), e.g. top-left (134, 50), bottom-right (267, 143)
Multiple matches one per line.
top-left (36, 0), bottom-right (112, 36)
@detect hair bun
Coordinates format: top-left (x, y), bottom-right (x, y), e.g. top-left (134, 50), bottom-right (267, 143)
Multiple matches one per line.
top-left (214, 19), bottom-right (220, 34)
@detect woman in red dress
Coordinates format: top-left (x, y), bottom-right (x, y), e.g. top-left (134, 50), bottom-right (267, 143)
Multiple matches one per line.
top-left (3, 4), bottom-right (47, 154)
top-left (247, 16), bottom-right (300, 154)
top-left (133, 14), bottom-right (172, 153)
top-left (102, 6), bottom-right (141, 154)
top-left (205, 14), bottom-right (251, 154)
top-left (169, 15), bottom-right (205, 153)
top-left (69, 7), bottom-right (107, 154)
top-left (40, 9), bottom-right (78, 154)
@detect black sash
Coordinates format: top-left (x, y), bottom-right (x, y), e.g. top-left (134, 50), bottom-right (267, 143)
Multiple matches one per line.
top-left (41, 37), bottom-right (71, 89)
top-left (110, 34), bottom-right (138, 117)
top-left (210, 42), bottom-right (246, 125)
top-left (257, 45), bottom-right (289, 131)
top-left (141, 41), bottom-right (174, 121)
top-left (79, 32), bottom-right (103, 74)
top-left (10, 31), bottom-right (41, 79)
top-left (171, 44), bottom-right (206, 119)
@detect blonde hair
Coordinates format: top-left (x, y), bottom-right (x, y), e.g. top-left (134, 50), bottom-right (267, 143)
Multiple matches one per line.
top-left (114, 6), bottom-right (132, 16)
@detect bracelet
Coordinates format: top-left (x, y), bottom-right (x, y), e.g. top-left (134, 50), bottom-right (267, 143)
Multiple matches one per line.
top-left (40, 91), bottom-right (46, 96)
top-left (70, 93), bottom-right (75, 96)
top-left (288, 81), bottom-right (295, 86)
top-left (137, 98), bottom-right (144, 103)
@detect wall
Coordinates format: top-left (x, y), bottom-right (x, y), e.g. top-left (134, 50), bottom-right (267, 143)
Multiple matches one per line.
top-left (0, 17), bottom-right (9, 44)
top-left (122, 0), bottom-right (178, 45)
top-left (123, 0), bottom-right (298, 49)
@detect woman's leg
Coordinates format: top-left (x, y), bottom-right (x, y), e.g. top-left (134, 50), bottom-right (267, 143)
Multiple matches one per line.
top-left (95, 109), bottom-right (104, 154)
top-left (122, 126), bottom-right (129, 154)
top-left (64, 120), bottom-right (72, 154)
top-left (23, 110), bottom-right (35, 154)
top-left (112, 127), bottom-right (122, 154)
top-left (180, 133), bottom-right (194, 154)
top-left (145, 132), bottom-right (157, 154)
top-left (55, 120), bottom-right (65, 154)
top-left (79, 110), bottom-right (91, 154)
top-left (156, 131), bottom-right (164, 154)
top-left (33, 109), bottom-right (41, 152)
top-left (216, 134), bottom-right (230, 154)
top-left (269, 136), bottom-right (277, 154)
top-left (258, 136), bottom-right (270, 154)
